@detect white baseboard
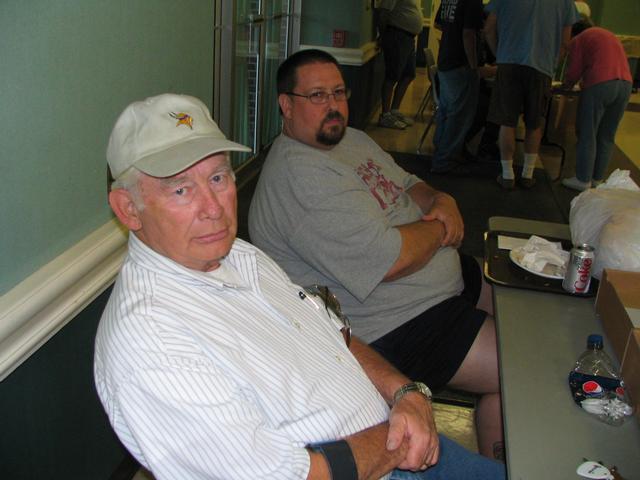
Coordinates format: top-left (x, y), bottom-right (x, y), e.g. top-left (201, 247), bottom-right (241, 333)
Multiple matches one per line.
top-left (0, 219), bottom-right (128, 381)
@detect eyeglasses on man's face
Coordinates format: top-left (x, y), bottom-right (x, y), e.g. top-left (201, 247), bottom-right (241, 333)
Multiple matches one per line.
top-left (286, 88), bottom-right (352, 105)
top-left (303, 285), bottom-right (352, 347)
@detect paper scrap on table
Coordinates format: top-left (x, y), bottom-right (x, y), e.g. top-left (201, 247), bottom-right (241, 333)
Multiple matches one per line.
top-left (516, 235), bottom-right (569, 273)
top-left (498, 235), bottom-right (529, 251)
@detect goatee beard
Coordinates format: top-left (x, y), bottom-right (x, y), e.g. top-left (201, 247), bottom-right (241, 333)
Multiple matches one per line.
top-left (317, 111), bottom-right (346, 146)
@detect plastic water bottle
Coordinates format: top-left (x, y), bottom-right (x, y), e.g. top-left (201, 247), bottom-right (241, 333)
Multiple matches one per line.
top-left (568, 334), bottom-right (631, 426)
top-left (574, 334), bottom-right (619, 379)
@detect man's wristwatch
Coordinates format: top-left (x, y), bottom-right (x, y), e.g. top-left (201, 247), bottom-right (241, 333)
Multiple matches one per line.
top-left (393, 382), bottom-right (432, 404)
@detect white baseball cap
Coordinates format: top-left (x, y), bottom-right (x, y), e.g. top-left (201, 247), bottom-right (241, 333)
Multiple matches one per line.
top-left (107, 93), bottom-right (251, 180)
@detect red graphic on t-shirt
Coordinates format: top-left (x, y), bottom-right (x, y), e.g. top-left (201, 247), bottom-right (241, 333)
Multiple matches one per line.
top-left (355, 159), bottom-right (403, 210)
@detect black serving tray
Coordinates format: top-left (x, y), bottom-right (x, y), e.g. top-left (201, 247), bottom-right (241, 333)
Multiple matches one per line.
top-left (483, 230), bottom-right (598, 297)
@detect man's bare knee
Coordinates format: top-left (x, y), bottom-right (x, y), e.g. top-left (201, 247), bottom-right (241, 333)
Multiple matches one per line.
top-left (448, 317), bottom-right (500, 394)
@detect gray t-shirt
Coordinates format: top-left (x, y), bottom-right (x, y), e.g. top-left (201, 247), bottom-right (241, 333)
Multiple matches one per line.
top-left (377, 0), bottom-right (424, 36)
top-left (249, 129), bottom-right (463, 342)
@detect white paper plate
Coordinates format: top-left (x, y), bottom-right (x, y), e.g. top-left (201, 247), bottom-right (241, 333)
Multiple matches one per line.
top-left (509, 249), bottom-right (566, 280)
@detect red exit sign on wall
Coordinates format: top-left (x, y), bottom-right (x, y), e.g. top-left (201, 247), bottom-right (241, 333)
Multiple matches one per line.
top-left (332, 30), bottom-right (346, 48)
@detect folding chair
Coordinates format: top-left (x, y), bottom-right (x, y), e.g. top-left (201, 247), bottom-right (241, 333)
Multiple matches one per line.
top-left (415, 48), bottom-right (436, 121)
top-left (417, 65), bottom-right (439, 154)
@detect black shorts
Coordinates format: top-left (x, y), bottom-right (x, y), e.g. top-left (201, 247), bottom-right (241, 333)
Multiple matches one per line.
top-left (381, 26), bottom-right (417, 82)
top-left (488, 64), bottom-right (551, 129)
top-left (370, 254), bottom-right (486, 390)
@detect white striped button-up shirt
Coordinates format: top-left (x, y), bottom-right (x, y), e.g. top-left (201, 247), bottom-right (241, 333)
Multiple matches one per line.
top-left (94, 234), bottom-right (390, 479)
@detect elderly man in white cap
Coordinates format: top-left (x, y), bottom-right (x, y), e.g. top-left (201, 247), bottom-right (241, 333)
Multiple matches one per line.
top-left (94, 93), bottom-right (505, 480)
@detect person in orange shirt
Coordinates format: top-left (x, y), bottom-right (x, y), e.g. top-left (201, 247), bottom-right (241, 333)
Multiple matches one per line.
top-left (561, 20), bottom-right (633, 191)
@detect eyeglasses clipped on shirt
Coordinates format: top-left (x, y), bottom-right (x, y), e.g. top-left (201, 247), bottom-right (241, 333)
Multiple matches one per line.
top-left (286, 88), bottom-right (352, 105)
top-left (303, 285), bottom-right (352, 347)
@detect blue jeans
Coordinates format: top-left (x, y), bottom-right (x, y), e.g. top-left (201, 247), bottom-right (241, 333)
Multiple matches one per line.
top-left (575, 79), bottom-right (632, 182)
top-left (390, 435), bottom-right (506, 480)
top-left (432, 66), bottom-right (479, 168)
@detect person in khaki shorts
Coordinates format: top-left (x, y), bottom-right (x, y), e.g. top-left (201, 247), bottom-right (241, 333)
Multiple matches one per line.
top-left (484, 0), bottom-right (579, 189)
top-left (375, 0), bottom-right (424, 129)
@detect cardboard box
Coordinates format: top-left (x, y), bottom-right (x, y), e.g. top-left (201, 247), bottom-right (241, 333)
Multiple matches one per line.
top-left (595, 269), bottom-right (640, 362)
top-left (621, 330), bottom-right (640, 422)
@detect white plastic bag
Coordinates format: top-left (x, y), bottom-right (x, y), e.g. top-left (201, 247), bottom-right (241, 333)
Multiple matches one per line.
top-left (594, 209), bottom-right (640, 278)
top-left (569, 170), bottom-right (640, 279)
top-left (596, 169), bottom-right (640, 192)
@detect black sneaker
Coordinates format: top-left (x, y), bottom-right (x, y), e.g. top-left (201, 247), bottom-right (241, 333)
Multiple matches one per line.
top-left (518, 176), bottom-right (537, 189)
top-left (496, 175), bottom-right (515, 189)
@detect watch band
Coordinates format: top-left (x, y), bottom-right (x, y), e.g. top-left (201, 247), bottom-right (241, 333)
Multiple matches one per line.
top-left (393, 381), bottom-right (432, 404)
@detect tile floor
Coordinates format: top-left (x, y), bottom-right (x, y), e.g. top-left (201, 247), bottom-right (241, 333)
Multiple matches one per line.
top-left (366, 68), bottom-right (639, 180)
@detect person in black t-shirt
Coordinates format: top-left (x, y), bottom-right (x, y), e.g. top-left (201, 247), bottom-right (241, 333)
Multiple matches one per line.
top-left (431, 0), bottom-right (493, 175)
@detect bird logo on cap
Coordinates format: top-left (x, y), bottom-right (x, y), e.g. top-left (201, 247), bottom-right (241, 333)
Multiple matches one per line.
top-left (169, 112), bottom-right (194, 129)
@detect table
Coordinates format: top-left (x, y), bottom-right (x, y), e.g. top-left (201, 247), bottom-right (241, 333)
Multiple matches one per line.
top-left (488, 217), bottom-right (640, 480)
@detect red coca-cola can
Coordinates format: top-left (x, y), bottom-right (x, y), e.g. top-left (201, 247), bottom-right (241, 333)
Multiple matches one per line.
top-left (563, 244), bottom-right (595, 294)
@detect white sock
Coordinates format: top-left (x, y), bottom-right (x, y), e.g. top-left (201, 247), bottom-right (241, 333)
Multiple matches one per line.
top-left (522, 154), bottom-right (537, 178)
top-left (501, 160), bottom-right (514, 179)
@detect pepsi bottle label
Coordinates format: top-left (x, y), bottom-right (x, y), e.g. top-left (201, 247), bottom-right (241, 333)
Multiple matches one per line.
top-left (568, 371), bottom-right (624, 405)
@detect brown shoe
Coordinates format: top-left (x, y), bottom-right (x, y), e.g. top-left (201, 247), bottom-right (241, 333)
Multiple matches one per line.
top-left (519, 176), bottom-right (537, 189)
top-left (496, 175), bottom-right (515, 190)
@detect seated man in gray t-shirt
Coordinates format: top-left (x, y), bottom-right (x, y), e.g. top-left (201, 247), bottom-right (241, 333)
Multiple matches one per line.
top-left (249, 49), bottom-right (504, 461)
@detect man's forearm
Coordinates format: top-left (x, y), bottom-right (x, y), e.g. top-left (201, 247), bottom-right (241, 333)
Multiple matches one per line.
top-left (346, 339), bottom-right (440, 474)
top-left (349, 337), bottom-right (409, 402)
top-left (347, 423), bottom-right (409, 479)
top-left (306, 339), bottom-right (411, 479)
top-left (406, 181), bottom-right (439, 213)
top-left (307, 423), bottom-right (408, 480)
top-left (462, 29), bottom-right (478, 70)
top-left (383, 220), bottom-right (445, 282)
top-left (484, 13), bottom-right (498, 56)
top-left (558, 25), bottom-right (572, 65)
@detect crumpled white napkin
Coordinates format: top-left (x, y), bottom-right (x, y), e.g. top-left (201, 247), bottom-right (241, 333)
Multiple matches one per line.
top-left (515, 235), bottom-right (569, 273)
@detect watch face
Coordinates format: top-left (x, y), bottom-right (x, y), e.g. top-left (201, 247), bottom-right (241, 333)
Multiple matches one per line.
top-left (418, 383), bottom-right (432, 399)
top-left (395, 382), bottom-right (432, 404)
top-left (410, 382), bottom-right (431, 399)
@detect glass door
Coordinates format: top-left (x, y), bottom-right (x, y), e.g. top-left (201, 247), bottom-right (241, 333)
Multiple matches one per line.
top-left (214, 0), bottom-right (294, 169)
top-left (261, 0), bottom-right (293, 147)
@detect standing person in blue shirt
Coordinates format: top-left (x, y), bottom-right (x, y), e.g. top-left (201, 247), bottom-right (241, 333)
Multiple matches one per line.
top-left (431, 0), bottom-right (491, 175)
top-left (484, 0), bottom-right (579, 189)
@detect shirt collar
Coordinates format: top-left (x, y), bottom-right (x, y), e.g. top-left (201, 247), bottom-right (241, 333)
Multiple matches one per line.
top-left (127, 233), bottom-right (253, 290)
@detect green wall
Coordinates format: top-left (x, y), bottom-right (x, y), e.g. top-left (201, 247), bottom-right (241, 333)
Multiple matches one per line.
top-left (583, 0), bottom-right (640, 35)
top-left (301, 0), bottom-right (432, 49)
top-left (301, 0), bottom-right (375, 48)
top-left (0, 0), bottom-right (215, 295)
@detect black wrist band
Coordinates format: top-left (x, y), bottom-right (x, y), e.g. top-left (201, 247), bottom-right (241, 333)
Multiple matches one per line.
top-left (307, 440), bottom-right (358, 480)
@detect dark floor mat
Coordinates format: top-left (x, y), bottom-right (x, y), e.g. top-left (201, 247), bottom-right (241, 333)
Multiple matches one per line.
top-left (388, 151), bottom-right (569, 257)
